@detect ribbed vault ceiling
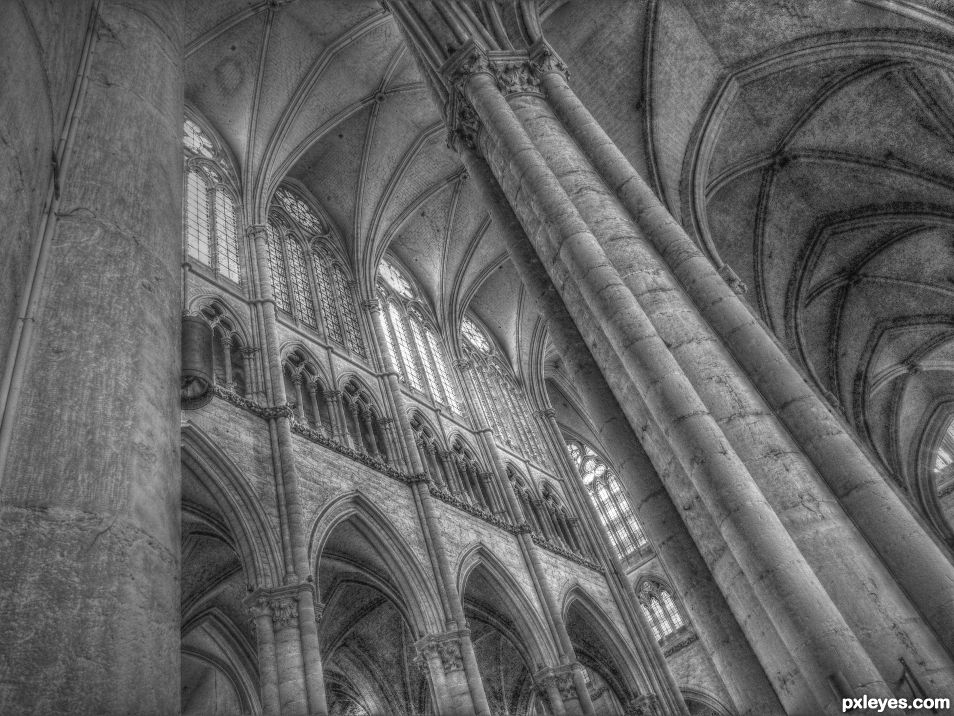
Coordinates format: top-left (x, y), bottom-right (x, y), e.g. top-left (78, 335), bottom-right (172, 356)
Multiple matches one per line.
top-left (183, 0), bottom-right (954, 506)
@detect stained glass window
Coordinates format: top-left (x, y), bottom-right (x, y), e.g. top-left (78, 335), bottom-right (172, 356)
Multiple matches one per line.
top-left (275, 186), bottom-right (324, 235)
top-left (638, 581), bottom-right (686, 643)
top-left (183, 121), bottom-right (241, 282)
top-left (183, 118), bottom-right (214, 158)
top-left (461, 315), bottom-right (547, 464)
top-left (266, 220), bottom-right (291, 313)
top-left (333, 264), bottom-right (365, 356)
top-left (285, 235), bottom-right (316, 327)
top-left (566, 438), bottom-right (648, 559)
top-left (376, 259), bottom-right (460, 413)
top-left (461, 316), bottom-right (491, 353)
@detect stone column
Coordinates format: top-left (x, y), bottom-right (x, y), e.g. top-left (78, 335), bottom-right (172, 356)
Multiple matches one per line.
top-left (247, 223), bottom-right (329, 715)
top-left (537, 45), bottom-right (954, 654)
top-left (365, 299), bottom-right (492, 716)
top-left (464, 137), bottom-right (791, 715)
top-left (524, 44), bottom-right (954, 694)
top-left (307, 382), bottom-right (322, 430)
top-left (0, 2), bottom-right (184, 713)
top-left (347, 402), bottom-right (364, 453)
top-left (361, 408), bottom-right (380, 457)
top-left (291, 372), bottom-right (306, 423)
top-left (415, 631), bottom-right (481, 716)
top-left (247, 595), bottom-right (283, 716)
top-left (456, 41), bottom-right (899, 702)
top-left (325, 390), bottom-right (347, 445)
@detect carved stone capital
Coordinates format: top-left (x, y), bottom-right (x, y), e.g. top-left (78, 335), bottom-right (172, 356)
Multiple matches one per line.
top-left (362, 298), bottom-right (381, 313)
top-left (246, 224), bottom-right (269, 243)
top-left (407, 472), bottom-right (430, 485)
top-left (446, 90), bottom-right (482, 152)
top-left (442, 41), bottom-right (493, 90)
top-left (243, 584), bottom-right (314, 630)
top-left (625, 693), bottom-right (661, 716)
top-left (414, 630), bottom-right (469, 674)
top-left (493, 56), bottom-right (541, 96)
top-left (536, 407), bottom-right (557, 420)
top-left (530, 40), bottom-right (570, 80)
top-left (325, 390), bottom-right (342, 402)
top-left (453, 357), bottom-right (473, 371)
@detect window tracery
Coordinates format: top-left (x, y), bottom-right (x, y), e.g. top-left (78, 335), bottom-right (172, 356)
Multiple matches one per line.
top-left (183, 119), bottom-right (241, 283)
top-left (265, 187), bottom-right (366, 357)
top-left (565, 439), bottom-right (649, 560)
top-left (282, 350), bottom-right (331, 434)
top-left (460, 315), bottom-right (546, 464)
top-left (376, 259), bottom-right (460, 412)
top-left (198, 303), bottom-right (247, 396)
top-left (637, 579), bottom-right (688, 644)
top-left (342, 380), bottom-right (389, 463)
top-left (506, 467), bottom-right (590, 558)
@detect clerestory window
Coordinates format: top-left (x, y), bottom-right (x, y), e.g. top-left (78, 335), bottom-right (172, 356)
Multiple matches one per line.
top-left (637, 579), bottom-right (687, 644)
top-left (460, 315), bottom-right (547, 464)
top-left (266, 186), bottom-right (366, 358)
top-left (183, 118), bottom-right (241, 283)
top-left (377, 258), bottom-right (461, 413)
top-left (565, 438), bottom-right (649, 560)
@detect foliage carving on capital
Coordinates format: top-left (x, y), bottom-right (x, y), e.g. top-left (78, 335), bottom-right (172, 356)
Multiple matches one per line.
top-left (434, 638), bottom-right (463, 673)
top-left (447, 91), bottom-right (481, 152)
top-left (415, 631), bottom-right (466, 675)
top-left (495, 59), bottom-right (541, 96)
top-left (555, 671), bottom-right (577, 701)
top-left (246, 224), bottom-right (269, 243)
top-left (444, 43), bottom-right (493, 90)
top-left (625, 694), bottom-right (661, 716)
top-left (269, 595), bottom-right (299, 628)
top-left (530, 41), bottom-right (570, 80)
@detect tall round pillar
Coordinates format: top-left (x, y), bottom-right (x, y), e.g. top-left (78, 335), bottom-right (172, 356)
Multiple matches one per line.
top-left (0, 1), bottom-right (184, 713)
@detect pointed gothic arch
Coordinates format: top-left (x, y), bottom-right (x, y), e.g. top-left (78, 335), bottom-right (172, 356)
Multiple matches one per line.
top-left (180, 422), bottom-right (283, 588)
top-left (308, 491), bottom-right (444, 636)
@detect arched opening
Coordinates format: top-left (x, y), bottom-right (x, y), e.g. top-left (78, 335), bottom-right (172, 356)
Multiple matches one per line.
top-left (931, 415), bottom-right (954, 537)
top-left (317, 511), bottom-right (433, 716)
top-left (460, 558), bottom-right (550, 716)
top-left (180, 461), bottom-right (261, 716)
top-left (564, 593), bottom-right (636, 715)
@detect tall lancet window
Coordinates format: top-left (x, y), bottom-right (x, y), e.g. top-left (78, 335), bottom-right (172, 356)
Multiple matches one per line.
top-left (377, 258), bottom-right (461, 413)
top-left (183, 118), bottom-right (241, 283)
top-left (460, 315), bottom-right (547, 464)
top-left (565, 438), bottom-right (649, 559)
top-left (637, 579), bottom-right (687, 644)
top-left (265, 185), bottom-right (367, 358)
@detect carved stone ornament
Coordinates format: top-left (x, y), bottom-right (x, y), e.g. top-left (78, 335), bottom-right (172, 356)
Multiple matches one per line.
top-left (447, 90), bottom-right (481, 152)
top-left (415, 631), bottom-right (467, 674)
top-left (245, 224), bottom-right (269, 242)
top-left (718, 262), bottom-right (748, 296)
top-left (625, 693), bottom-right (661, 716)
top-left (443, 42), bottom-right (493, 91)
top-left (269, 595), bottom-right (299, 628)
top-left (494, 59), bottom-right (541, 96)
top-left (556, 671), bottom-right (577, 701)
top-left (530, 40), bottom-right (570, 80)
top-left (436, 639), bottom-right (464, 673)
